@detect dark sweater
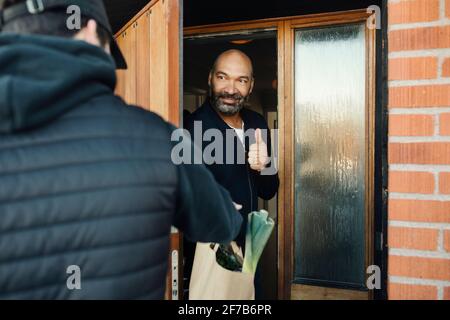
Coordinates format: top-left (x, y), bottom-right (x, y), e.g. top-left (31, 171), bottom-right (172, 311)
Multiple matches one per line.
top-left (183, 100), bottom-right (279, 284)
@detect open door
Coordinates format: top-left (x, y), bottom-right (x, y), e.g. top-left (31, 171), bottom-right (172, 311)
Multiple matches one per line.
top-left (114, 0), bottom-right (182, 300)
top-left (185, 9), bottom-right (377, 300)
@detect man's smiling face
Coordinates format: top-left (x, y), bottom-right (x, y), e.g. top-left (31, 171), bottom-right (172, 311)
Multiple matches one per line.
top-left (209, 50), bottom-right (254, 116)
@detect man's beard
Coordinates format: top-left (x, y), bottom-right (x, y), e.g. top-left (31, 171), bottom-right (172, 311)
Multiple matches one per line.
top-left (210, 89), bottom-right (248, 116)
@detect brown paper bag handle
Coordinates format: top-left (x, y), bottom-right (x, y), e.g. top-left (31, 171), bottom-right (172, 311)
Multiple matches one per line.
top-left (230, 241), bottom-right (240, 254)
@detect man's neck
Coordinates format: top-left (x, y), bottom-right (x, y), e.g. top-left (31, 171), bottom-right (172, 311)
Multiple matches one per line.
top-left (218, 112), bottom-right (243, 129)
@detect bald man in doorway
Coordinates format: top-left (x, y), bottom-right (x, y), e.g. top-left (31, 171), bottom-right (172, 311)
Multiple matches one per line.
top-left (184, 50), bottom-right (279, 300)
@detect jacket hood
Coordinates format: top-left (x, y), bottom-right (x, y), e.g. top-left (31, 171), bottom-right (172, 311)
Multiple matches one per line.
top-left (0, 33), bottom-right (116, 133)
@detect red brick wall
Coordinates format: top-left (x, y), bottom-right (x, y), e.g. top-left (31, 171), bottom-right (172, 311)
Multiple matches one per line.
top-left (387, 0), bottom-right (450, 300)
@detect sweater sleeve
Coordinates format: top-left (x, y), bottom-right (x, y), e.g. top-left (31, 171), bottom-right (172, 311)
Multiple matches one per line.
top-left (169, 124), bottom-right (243, 243)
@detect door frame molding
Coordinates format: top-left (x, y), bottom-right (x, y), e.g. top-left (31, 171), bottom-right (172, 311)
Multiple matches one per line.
top-left (184, 8), bottom-right (380, 300)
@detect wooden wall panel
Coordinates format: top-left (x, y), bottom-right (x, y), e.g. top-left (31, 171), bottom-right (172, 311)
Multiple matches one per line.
top-left (115, 32), bottom-right (126, 98)
top-left (123, 24), bottom-right (137, 105)
top-left (136, 10), bottom-right (152, 110)
top-left (149, 0), bottom-right (169, 119)
top-left (167, 0), bottom-right (180, 126)
top-left (114, 0), bottom-right (179, 125)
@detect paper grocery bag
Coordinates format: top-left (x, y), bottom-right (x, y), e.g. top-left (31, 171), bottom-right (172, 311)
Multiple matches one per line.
top-left (189, 242), bottom-right (255, 300)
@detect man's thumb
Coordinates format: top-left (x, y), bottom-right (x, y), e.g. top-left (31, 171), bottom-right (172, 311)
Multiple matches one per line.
top-left (255, 128), bottom-right (262, 144)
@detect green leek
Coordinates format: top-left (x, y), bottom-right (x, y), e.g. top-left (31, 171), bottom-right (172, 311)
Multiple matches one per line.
top-left (242, 210), bottom-right (275, 274)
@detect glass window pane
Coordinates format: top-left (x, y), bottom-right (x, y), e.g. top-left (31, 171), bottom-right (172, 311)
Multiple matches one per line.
top-left (294, 23), bottom-right (367, 288)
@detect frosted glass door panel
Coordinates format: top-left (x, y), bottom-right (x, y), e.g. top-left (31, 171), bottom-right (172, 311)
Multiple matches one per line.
top-left (294, 24), bottom-right (367, 288)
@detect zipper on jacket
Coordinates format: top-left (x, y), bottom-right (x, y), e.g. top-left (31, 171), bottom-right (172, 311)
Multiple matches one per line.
top-left (243, 122), bottom-right (253, 213)
top-left (246, 160), bottom-right (254, 212)
top-left (247, 167), bottom-right (253, 213)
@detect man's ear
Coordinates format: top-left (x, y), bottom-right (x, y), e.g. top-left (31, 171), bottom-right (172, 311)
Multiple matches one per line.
top-left (208, 72), bottom-right (212, 87)
top-left (74, 19), bottom-right (101, 48)
top-left (249, 78), bottom-right (255, 95)
top-left (84, 19), bottom-right (100, 46)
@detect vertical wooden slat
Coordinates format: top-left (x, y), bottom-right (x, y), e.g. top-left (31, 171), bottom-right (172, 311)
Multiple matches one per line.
top-left (136, 10), bottom-right (151, 110)
top-left (149, 0), bottom-right (168, 119)
top-left (115, 32), bottom-right (126, 98)
top-left (283, 19), bottom-right (295, 301)
top-left (167, 0), bottom-right (181, 126)
top-left (119, 24), bottom-right (137, 105)
top-left (272, 20), bottom-right (287, 301)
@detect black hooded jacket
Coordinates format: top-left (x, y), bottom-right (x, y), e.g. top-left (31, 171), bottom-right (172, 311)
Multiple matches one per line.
top-left (0, 34), bottom-right (242, 299)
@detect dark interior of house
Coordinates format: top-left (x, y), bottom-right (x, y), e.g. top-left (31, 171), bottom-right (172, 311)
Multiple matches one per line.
top-left (183, 31), bottom-right (277, 115)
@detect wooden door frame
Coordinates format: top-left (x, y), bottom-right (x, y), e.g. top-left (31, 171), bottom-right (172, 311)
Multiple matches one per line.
top-left (184, 9), bottom-right (377, 300)
top-left (185, 17), bottom-right (287, 299)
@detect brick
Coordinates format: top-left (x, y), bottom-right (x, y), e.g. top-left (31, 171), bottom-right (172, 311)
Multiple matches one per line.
top-left (389, 255), bottom-right (450, 281)
top-left (389, 85), bottom-right (450, 108)
top-left (389, 142), bottom-right (450, 165)
top-left (443, 58), bottom-right (450, 78)
top-left (388, 282), bottom-right (437, 300)
top-left (388, 227), bottom-right (439, 250)
top-left (440, 113), bottom-right (450, 136)
top-left (389, 199), bottom-right (450, 223)
top-left (389, 114), bottom-right (434, 136)
top-left (389, 171), bottom-right (435, 193)
top-left (440, 172), bottom-right (450, 194)
top-left (389, 0), bottom-right (440, 25)
top-left (389, 26), bottom-right (450, 52)
top-left (445, 230), bottom-right (450, 252)
top-left (447, 0), bottom-right (450, 18)
top-left (444, 286), bottom-right (450, 300)
top-left (389, 57), bottom-right (438, 80)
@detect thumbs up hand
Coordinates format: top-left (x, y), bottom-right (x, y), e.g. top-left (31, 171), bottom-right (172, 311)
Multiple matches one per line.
top-left (248, 129), bottom-right (269, 172)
